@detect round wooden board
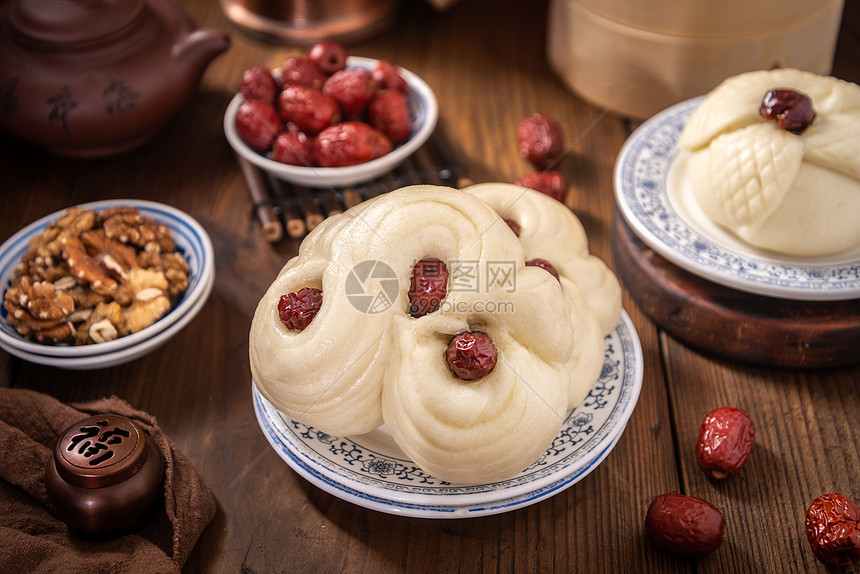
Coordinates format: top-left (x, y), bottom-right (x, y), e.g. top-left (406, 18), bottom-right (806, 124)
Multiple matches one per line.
top-left (611, 210), bottom-right (860, 368)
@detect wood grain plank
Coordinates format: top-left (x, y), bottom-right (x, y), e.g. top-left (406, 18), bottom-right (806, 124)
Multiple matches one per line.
top-left (2, 0), bottom-right (858, 573)
top-left (660, 337), bottom-right (860, 572)
top-left (612, 213), bottom-right (860, 368)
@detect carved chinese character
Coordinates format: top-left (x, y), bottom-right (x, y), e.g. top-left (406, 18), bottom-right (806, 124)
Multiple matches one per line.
top-left (66, 419), bottom-right (130, 466)
top-left (47, 86), bottom-right (77, 133)
top-left (104, 80), bottom-right (140, 115)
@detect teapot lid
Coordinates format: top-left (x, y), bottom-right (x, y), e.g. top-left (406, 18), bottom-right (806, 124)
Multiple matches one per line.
top-left (9, 0), bottom-right (144, 45)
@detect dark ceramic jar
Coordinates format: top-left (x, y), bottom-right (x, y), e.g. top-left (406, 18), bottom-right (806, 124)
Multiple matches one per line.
top-left (45, 414), bottom-right (165, 536)
top-left (0, 0), bottom-right (231, 157)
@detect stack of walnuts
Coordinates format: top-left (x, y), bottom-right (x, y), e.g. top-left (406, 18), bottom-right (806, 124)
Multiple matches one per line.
top-left (3, 206), bottom-right (189, 345)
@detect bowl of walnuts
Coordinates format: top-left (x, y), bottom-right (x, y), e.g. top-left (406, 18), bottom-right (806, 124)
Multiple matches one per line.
top-left (0, 200), bottom-right (214, 369)
top-left (223, 41), bottom-right (438, 188)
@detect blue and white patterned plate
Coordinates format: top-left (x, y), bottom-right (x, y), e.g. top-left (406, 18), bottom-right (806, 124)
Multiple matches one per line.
top-left (253, 311), bottom-right (643, 518)
top-left (614, 96), bottom-right (860, 301)
top-left (0, 200), bottom-right (214, 364)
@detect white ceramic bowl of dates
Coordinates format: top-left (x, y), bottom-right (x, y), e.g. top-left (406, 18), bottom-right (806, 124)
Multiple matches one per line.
top-left (0, 200), bottom-right (215, 366)
top-left (224, 55), bottom-right (438, 188)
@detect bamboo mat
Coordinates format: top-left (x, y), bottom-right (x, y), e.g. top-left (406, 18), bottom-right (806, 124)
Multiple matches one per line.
top-left (239, 129), bottom-right (472, 242)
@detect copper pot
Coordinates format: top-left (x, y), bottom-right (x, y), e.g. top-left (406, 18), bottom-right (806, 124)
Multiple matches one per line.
top-left (221, 0), bottom-right (401, 45)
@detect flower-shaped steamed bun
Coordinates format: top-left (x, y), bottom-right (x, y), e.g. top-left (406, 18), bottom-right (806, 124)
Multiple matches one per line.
top-left (249, 184), bottom-right (621, 484)
top-left (463, 182), bottom-right (621, 407)
top-left (680, 68), bottom-right (860, 256)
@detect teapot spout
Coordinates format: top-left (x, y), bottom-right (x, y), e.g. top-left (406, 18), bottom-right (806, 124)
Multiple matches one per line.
top-left (174, 28), bottom-right (231, 77)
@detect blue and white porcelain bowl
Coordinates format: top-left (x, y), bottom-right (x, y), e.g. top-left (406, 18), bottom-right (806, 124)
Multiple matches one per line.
top-left (223, 56), bottom-right (439, 189)
top-left (0, 200), bottom-right (215, 368)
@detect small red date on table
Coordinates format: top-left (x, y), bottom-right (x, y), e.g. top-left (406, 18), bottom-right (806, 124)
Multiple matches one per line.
top-left (806, 493), bottom-right (860, 568)
top-left (645, 493), bottom-right (725, 556)
top-left (696, 406), bottom-right (754, 480)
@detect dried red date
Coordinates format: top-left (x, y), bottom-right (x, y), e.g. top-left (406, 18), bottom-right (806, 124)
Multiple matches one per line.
top-left (278, 287), bottom-right (323, 330)
top-left (280, 56), bottom-right (327, 89)
top-left (235, 100), bottom-right (282, 153)
top-left (645, 493), bottom-right (725, 556)
top-left (759, 88), bottom-right (816, 134)
top-left (504, 219), bottom-right (521, 237)
top-left (272, 131), bottom-right (315, 167)
top-left (240, 65), bottom-right (277, 105)
top-left (517, 113), bottom-right (564, 169)
top-left (526, 258), bottom-right (560, 281)
top-left (369, 89), bottom-right (411, 144)
top-left (408, 258), bottom-right (448, 317)
top-left (372, 59), bottom-right (409, 93)
top-left (323, 68), bottom-right (378, 115)
top-left (308, 41), bottom-right (347, 75)
top-left (696, 406), bottom-right (754, 480)
top-left (515, 170), bottom-right (567, 203)
top-left (806, 493), bottom-right (860, 568)
top-left (237, 43), bottom-right (413, 168)
top-left (446, 331), bottom-right (497, 381)
top-left (314, 121), bottom-right (392, 167)
top-left (277, 85), bottom-right (340, 134)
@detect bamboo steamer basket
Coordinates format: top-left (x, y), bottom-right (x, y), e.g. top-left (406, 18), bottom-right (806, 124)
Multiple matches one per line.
top-left (573, 0), bottom-right (839, 38)
top-left (547, 0), bottom-right (845, 119)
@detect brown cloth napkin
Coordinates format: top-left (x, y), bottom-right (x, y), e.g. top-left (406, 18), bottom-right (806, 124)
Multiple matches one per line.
top-left (0, 388), bottom-right (217, 574)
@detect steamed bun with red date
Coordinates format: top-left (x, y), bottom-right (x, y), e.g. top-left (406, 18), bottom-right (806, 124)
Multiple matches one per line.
top-left (248, 184), bottom-right (621, 484)
top-left (679, 68), bottom-right (860, 256)
top-left (463, 182), bottom-right (621, 407)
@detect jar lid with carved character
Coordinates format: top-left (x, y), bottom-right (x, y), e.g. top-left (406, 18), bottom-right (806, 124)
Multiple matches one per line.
top-left (45, 414), bottom-right (164, 536)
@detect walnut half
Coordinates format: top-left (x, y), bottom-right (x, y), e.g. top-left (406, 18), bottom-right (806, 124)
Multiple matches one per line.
top-left (5, 206), bottom-right (191, 346)
top-left (3, 277), bottom-right (76, 344)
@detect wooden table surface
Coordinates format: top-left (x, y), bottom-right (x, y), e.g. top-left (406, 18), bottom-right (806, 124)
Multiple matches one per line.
top-left (2, 0), bottom-right (859, 572)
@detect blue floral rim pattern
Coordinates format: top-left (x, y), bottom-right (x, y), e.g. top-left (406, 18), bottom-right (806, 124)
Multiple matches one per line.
top-left (614, 97), bottom-right (860, 301)
top-left (253, 311), bottom-right (643, 518)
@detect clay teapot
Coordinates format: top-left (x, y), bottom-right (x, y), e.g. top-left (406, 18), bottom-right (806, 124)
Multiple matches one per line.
top-left (0, 0), bottom-right (231, 157)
